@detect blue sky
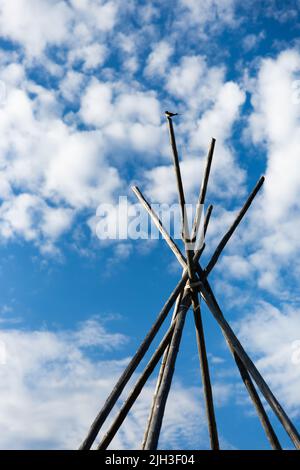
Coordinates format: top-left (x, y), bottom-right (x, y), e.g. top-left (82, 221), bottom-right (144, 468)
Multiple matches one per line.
top-left (1, 0), bottom-right (300, 450)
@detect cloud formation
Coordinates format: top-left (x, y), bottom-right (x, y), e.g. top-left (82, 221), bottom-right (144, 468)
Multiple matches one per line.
top-left (0, 319), bottom-right (212, 449)
top-left (236, 301), bottom-right (300, 415)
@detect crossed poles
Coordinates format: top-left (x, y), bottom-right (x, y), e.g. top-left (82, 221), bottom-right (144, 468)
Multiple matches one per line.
top-left (79, 114), bottom-right (300, 451)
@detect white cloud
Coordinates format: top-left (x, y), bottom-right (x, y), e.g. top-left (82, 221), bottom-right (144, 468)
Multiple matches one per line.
top-left (236, 301), bottom-right (300, 414)
top-left (257, 0), bottom-right (299, 23)
top-left (0, 62), bottom-right (25, 88)
top-left (145, 59), bottom-right (246, 204)
top-left (0, 319), bottom-right (127, 449)
top-left (249, 49), bottom-right (300, 224)
top-left (41, 205), bottom-right (74, 240)
top-left (68, 43), bottom-right (107, 70)
top-left (0, 320), bottom-right (213, 449)
top-left (190, 81), bottom-right (246, 196)
top-left (179, 0), bottom-right (237, 31)
top-left (196, 49), bottom-right (300, 298)
top-left (0, 0), bottom-right (71, 56)
top-left (80, 79), bottom-right (113, 126)
top-left (166, 55), bottom-right (225, 112)
top-left (116, 91), bottom-right (161, 126)
top-left (74, 318), bottom-right (128, 350)
top-left (80, 79), bottom-right (162, 128)
top-left (0, 1), bottom-right (296, 279)
top-left (59, 70), bottom-right (85, 102)
top-left (0, 0), bottom-right (118, 59)
top-left (145, 41), bottom-right (174, 78)
top-left (0, 63), bottom-right (168, 252)
top-left (144, 158), bottom-right (209, 204)
top-left (79, 78), bottom-right (165, 157)
top-left (0, 74), bottom-right (124, 249)
top-left (191, 81), bottom-right (246, 146)
top-left (43, 128), bottom-right (121, 209)
top-left (218, 254), bottom-right (252, 279)
top-left (242, 31), bottom-right (265, 52)
top-left (0, 194), bottom-right (76, 257)
top-left (236, 49), bottom-right (300, 293)
top-left (70, 0), bottom-right (118, 33)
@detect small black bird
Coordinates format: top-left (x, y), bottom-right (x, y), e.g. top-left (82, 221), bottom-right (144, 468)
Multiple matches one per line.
top-left (165, 111), bottom-right (179, 117)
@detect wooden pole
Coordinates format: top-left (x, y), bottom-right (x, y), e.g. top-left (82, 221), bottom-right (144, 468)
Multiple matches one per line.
top-left (77, 101), bottom-right (294, 452)
top-left (97, 318), bottom-right (177, 449)
top-left (190, 138), bottom-right (215, 244)
top-left (134, 187), bottom-right (286, 449)
top-left (191, 299), bottom-right (219, 448)
top-left (141, 290), bottom-right (183, 449)
top-left (144, 292), bottom-right (190, 449)
top-left (133, 174), bottom-right (264, 277)
top-left (166, 116), bottom-right (190, 242)
top-left (166, 115), bottom-right (219, 450)
top-left (197, 276), bottom-right (300, 449)
top-left (188, 173), bottom-right (282, 449)
top-left (79, 243), bottom-right (205, 450)
top-left (141, 206), bottom-right (212, 449)
top-left (132, 185), bottom-right (185, 266)
top-left (139, 151), bottom-right (216, 449)
top-left (233, 352), bottom-right (281, 450)
top-left (204, 176), bottom-right (265, 276)
top-left (203, 204), bottom-right (213, 239)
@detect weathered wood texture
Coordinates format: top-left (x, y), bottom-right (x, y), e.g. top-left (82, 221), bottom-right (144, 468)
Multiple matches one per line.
top-left (79, 243), bottom-right (205, 450)
top-left (233, 352), bottom-right (281, 450)
top-left (167, 116), bottom-right (219, 450)
top-left (141, 290), bottom-right (183, 449)
top-left (197, 278), bottom-right (300, 449)
top-left (205, 176), bottom-right (264, 276)
top-left (80, 113), bottom-right (300, 452)
top-left (134, 182), bottom-right (293, 449)
top-left (97, 318), bottom-right (177, 449)
top-left (142, 205), bottom-right (212, 449)
top-left (144, 292), bottom-right (190, 449)
top-left (190, 138), bottom-right (215, 244)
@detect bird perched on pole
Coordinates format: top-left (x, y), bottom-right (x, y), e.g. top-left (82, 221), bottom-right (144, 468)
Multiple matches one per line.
top-left (165, 111), bottom-right (179, 117)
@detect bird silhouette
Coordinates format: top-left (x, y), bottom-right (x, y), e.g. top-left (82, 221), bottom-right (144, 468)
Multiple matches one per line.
top-left (165, 111), bottom-right (179, 117)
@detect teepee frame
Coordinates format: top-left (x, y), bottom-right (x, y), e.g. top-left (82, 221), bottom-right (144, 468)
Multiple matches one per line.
top-left (79, 114), bottom-right (300, 451)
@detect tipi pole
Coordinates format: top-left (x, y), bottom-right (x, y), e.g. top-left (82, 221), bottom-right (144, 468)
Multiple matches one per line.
top-left (204, 176), bottom-right (265, 276)
top-left (190, 138), bottom-right (215, 243)
top-left (132, 185), bottom-right (184, 264)
top-left (233, 352), bottom-right (281, 449)
top-left (133, 174), bottom-right (263, 275)
top-left (134, 184), bottom-right (285, 449)
top-left (78, 105), bottom-right (299, 451)
top-left (141, 290), bottom-right (184, 449)
top-left (166, 115), bottom-right (219, 449)
top-left (97, 316), bottom-right (179, 449)
top-left (79, 243), bottom-right (205, 449)
top-left (197, 278), bottom-right (300, 448)
top-left (142, 205), bottom-right (213, 449)
top-left (144, 292), bottom-right (190, 449)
